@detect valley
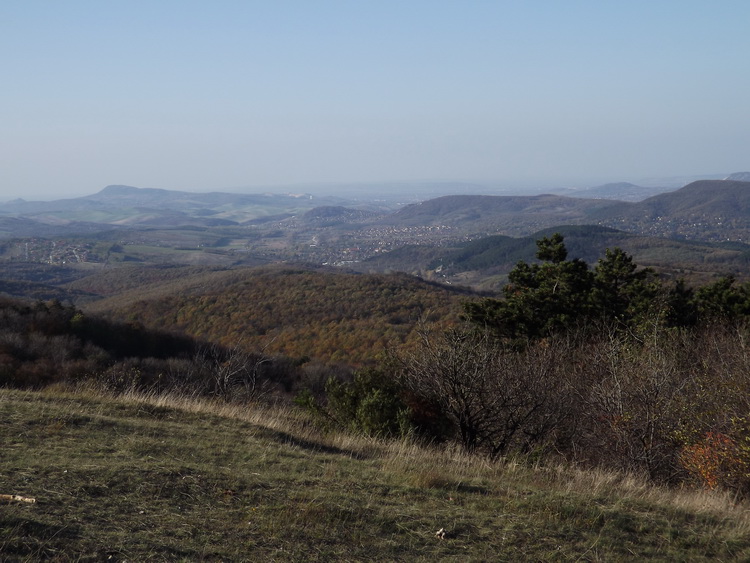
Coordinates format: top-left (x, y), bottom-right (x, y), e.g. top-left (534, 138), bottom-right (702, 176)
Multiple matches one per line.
top-left (4, 178), bottom-right (750, 559)
top-left (2, 179), bottom-right (750, 302)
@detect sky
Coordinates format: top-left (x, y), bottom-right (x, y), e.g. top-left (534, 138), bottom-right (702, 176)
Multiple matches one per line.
top-left (2, 1), bottom-right (749, 200)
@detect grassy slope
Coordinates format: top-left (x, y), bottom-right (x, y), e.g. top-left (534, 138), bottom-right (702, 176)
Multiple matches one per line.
top-left (2, 388), bottom-right (749, 561)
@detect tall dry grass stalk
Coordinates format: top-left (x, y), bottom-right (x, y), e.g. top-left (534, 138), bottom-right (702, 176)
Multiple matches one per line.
top-left (539, 463), bottom-right (750, 524)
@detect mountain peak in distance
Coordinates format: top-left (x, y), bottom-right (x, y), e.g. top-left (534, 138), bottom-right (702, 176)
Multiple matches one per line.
top-left (724, 172), bottom-right (750, 182)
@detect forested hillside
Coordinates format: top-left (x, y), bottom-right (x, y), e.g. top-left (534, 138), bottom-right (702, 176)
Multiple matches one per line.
top-left (84, 265), bottom-right (472, 364)
top-left (358, 224), bottom-right (750, 290)
top-left (0, 293), bottom-right (346, 399)
top-left (592, 180), bottom-right (750, 241)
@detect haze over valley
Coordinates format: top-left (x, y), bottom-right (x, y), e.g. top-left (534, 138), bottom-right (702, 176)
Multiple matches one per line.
top-left (2, 173), bottom-right (749, 299)
top-left (5, 2), bottom-right (750, 559)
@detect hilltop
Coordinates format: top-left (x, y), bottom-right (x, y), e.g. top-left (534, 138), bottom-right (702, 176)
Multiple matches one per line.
top-left (2, 388), bottom-right (748, 560)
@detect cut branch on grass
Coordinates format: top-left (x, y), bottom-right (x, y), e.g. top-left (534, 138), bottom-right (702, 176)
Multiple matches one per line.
top-left (0, 494), bottom-right (36, 503)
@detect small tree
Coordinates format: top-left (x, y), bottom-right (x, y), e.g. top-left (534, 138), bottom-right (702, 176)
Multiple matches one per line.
top-left (464, 234), bottom-right (594, 339)
top-left (297, 368), bottom-right (411, 438)
top-left (694, 276), bottom-right (750, 320)
top-left (464, 234), bottom-right (669, 340)
top-left (591, 247), bottom-right (659, 326)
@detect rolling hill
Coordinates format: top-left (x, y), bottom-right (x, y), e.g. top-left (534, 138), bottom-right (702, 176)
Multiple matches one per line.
top-left (0, 185), bottom-right (363, 233)
top-left (592, 180), bottom-right (750, 241)
top-left (373, 179), bottom-right (750, 243)
top-left (356, 225), bottom-right (750, 289)
top-left (81, 265), bottom-right (474, 364)
top-left (382, 194), bottom-right (613, 236)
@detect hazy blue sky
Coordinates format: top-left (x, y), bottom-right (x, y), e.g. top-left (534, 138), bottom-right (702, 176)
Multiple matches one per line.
top-left (2, 1), bottom-right (749, 199)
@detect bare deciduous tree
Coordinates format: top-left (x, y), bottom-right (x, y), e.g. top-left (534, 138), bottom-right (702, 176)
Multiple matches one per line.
top-left (197, 339), bottom-right (274, 401)
top-left (396, 324), bottom-right (578, 458)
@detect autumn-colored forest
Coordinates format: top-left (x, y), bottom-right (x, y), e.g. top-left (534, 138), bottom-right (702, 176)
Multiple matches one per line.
top-left (7, 243), bottom-right (750, 498)
top-left (83, 265), bottom-right (471, 364)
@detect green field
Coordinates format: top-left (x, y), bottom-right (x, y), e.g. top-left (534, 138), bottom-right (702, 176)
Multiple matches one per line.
top-left (2, 388), bottom-right (748, 561)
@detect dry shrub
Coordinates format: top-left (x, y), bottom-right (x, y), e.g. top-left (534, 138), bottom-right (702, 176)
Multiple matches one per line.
top-left (680, 432), bottom-right (746, 491)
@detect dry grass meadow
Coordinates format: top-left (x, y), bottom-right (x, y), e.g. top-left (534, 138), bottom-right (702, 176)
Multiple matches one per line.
top-left (2, 386), bottom-right (750, 561)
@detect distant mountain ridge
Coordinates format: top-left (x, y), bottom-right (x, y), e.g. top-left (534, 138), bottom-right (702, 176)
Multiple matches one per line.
top-left (1, 177), bottom-right (750, 244)
top-left (565, 182), bottom-right (675, 201)
top-left (0, 185), bottom-right (355, 234)
top-left (4, 179), bottom-right (750, 301)
top-left (375, 179), bottom-right (750, 241)
top-left (382, 194), bottom-right (613, 236)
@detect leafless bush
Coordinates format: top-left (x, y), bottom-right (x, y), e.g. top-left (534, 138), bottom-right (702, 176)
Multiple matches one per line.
top-left (568, 321), bottom-right (750, 489)
top-left (192, 341), bottom-right (275, 402)
top-left (396, 320), bottom-right (750, 491)
top-left (396, 324), bottom-right (581, 459)
top-left (578, 327), bottom-right (690, 481)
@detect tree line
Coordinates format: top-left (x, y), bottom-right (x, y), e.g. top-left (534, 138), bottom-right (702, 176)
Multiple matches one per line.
top-left (304, 235), bottom-right (750, 496)
top-left (0, 296), bottom-right (337, 400)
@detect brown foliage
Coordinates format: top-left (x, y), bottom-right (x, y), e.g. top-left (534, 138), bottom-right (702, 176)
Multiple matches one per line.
top-left (397, 325), bottom-right (584, 458)
top-left (88, 265), bottom-right (468, 364)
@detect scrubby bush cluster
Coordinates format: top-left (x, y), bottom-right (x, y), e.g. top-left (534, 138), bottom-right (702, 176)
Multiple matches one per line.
top-left (306, 235), bottom-right (750, 497)
top-left (295, 368), bottom-right (412, 438)
top-left (394, 321), bottom-right (750, 494)
top-left (0, 296), bottom-right (341, 400)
